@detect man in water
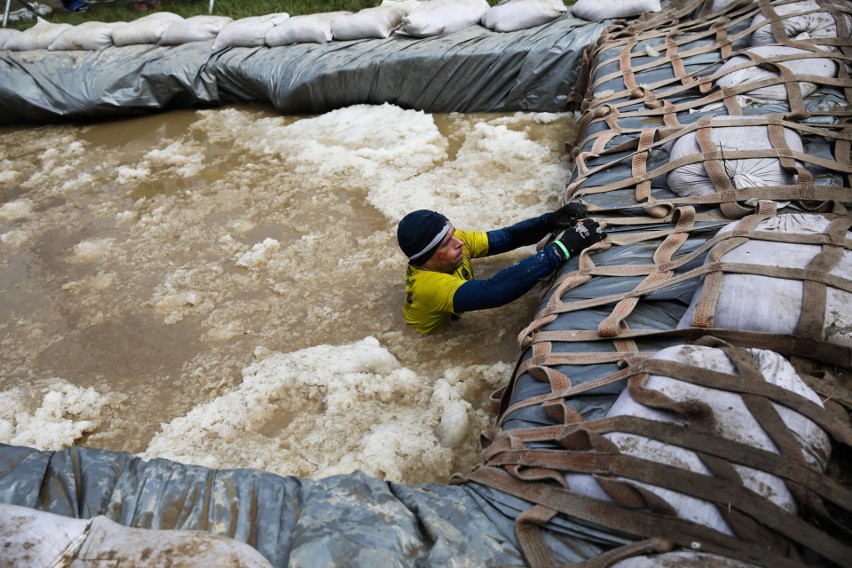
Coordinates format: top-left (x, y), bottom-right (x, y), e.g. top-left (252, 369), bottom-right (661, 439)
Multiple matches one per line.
top-left (396, 203), bottom-right (605, 334)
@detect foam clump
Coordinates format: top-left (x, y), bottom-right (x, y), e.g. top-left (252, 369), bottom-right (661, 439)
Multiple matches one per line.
top-left (143, 337), bottom-right (503, 482)
top-left (0, 198), bottom-right (33, 221)
top-left (236, 238), bottom-right (280, 269)
top-left (69, 238), bottom-right (114, 263)
top-left (0, 380), bottom-right (113, 450)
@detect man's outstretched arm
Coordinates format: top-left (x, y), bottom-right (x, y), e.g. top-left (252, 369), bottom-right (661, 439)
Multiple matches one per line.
top-left (486, 202), bottom-right (587, 256)
top-left (454, 218), bottom-right (605, 312)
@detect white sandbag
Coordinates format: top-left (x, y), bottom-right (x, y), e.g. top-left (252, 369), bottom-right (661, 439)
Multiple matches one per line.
top-left (0, 503), bottom-right (274, 567)
top-left (679, 214), bottom-right (852, 347)
top-left (331, 5), bottom-right (406, 40)
top-left (398, 0), bottom-right (489, 38)
top-left (4, 18), bottom-right (72, 51)
top-left (614, 550), bottom-right (760, 567)
top-left (159, 15), bottom-right (233, 45)
top-left (565, 344), bottom-right (831, 535)
top-left (571, 0), bottom-right (661, 21)
top-left (716, 45), bottom-right (837, 102)
top-left (0, 503), bottom-right (88, 566)
top-left (750, 0), bottom-right (850, 52)
top-left (111, 11), bottom-right (183, 46)
top-left (212, 13), bottom-right (290, 50)
top-left (482, 0), bottom-right (567, 33)
top-left (665, 116), bottom-right (803, 198)
top-left (0, 28), bottom-right (23, 49)
top-left (265, 12), bottom-right (349, 46)
top-left (698, 0), bottom-right (739, 15)
top-left (48, 21), bottom-right (116, 51)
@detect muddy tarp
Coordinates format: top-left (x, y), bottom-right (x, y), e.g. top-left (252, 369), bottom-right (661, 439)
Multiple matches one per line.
top-left (0, 16), bottom-right (607, 124)
top-left (0, 443), bottom-right (628, 567)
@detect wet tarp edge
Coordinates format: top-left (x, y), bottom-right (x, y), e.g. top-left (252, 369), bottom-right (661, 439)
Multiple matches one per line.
top-left (0, 16), bottom-right (608, 124)
top-left (0, 443), bottom-right (611, 566)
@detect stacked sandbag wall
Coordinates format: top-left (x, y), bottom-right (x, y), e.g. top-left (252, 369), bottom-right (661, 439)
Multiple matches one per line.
top-left (457, 0), bottom-right (852, 566)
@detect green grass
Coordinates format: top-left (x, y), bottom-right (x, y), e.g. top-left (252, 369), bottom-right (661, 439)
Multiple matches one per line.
top-left (7, 0), bottom-right (573, 29)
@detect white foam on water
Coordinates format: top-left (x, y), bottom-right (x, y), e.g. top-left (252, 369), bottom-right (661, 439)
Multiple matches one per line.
top-left (69, 238), bottom-right (114, 264)
top-left (143, 337), bottom-right (511, 482)
top-left (0, 104), bottom-right (576, 483)
top-left (0, 379), bottom-right (116, 450)
top-left (0, 199), bottom-right (33, 221)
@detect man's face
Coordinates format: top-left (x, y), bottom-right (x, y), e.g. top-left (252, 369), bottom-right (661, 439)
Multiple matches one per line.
top-left (426, 226), bottom-right (464, 274)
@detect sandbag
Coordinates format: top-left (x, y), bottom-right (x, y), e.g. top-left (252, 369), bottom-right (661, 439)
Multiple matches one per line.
top-left (482, 0), bottom-right (567, 33)
top-left (0, 28), bottom-right (23, 49)
top-left (0, 503), bottom-right (273, 567)
top-left (331, 5), bottom-right (407, 40)
top-left (697, 0), bottom-right (739, 15)
top-left (158, 15), bottom-right (233, 46)
top-left (111, 11), bottom-right (183, 46)
top-left (571, 0), bottom-right (661, 21)
top-left (48, 21), bottom-right (116, 51)
top-left (716, 45), bottom-right (837, 102)
top-left (4, 18), bottom-right (71, 51)
top-left (565, 344), bottom-right (831, 534)
top-left (398, 0), bottom-right (489, 38)
top-left (665, 116), bottom-right (803, 198)
top-left (265, 12), bottom-right (349, 46)
top-left (679, 213), bottom-right (852, 347)
top-left (614, 551), bottom-right (760, 567)
top-left (211, 13), bottom-right (290, 50)
top-left (750, 0), bottom-right (850, 51)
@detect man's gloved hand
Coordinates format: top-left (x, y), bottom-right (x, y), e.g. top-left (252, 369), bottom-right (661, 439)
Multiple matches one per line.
top-left (551, 219), bottom-right (606, 260)
top-left (546, 201), bottom-right (588, 232)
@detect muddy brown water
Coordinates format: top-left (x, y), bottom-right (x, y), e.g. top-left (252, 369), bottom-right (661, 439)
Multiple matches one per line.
top-left (0, 104), bottom-right (577, 484)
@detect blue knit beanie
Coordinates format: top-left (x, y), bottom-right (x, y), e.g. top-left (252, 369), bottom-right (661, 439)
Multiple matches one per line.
top-left (397, 210), bottom-right (449, 265)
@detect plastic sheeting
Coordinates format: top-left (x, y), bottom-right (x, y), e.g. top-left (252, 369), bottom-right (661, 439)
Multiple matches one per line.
top-left (0, 15), bottom-right (607, 124)
top-left (0, 443), bottom-right (620, 567)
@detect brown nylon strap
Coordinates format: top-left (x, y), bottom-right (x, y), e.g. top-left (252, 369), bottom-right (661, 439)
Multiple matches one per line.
top-left (465, 465), bottom-right (816, 568)
top-left (507, 330), bottom-right (852, 428)
top-left (481, 414), bottom-right (852, 510)
top-left (479, 448), bottom-right (852, 565)
top-left (515, 504), bottom-right (558, 568)
top-left (520, 327), bottom-right (852, 369)
top-left (796, 216), bottom-right (852, 340)
top-left (558, 416), bottom-right (852, 510)
top-left (541, 259), bottom-right (852, 325)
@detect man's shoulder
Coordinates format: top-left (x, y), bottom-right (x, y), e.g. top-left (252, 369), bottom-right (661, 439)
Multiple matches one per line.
top-left (455, 229), bottom-right (489, 257)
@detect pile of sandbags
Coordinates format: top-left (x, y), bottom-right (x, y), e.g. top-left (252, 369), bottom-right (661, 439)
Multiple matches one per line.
top-left (1, 0), bottom-right (577, 52)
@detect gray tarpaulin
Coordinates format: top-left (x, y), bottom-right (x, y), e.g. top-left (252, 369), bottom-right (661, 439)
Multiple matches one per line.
top-left (0, 15), bottom-right (608, 124)
top-left (0, 443), bottom-right (622, 567)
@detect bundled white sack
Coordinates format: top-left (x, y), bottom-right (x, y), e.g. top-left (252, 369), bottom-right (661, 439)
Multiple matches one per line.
top-left (716, 45), bottom-right (837, 102)
top-left (679, 213), bottom-right (852, 347)
top-left (212, 13), bottom-right (290, 49)
top-left (331, 5), bottom-right (407, 40)
top-left (565, 344), bottom-right (831, 535)
top-left (0, 503), bottom-right (274, 567)
top-left (482, 0), bottom-right (567, 33)
top-left (48, 20), bottom-right (116, 51)
top-left (4, 18), bottom-right (71, 51)
top-left (159, 15), bottom-right (233, 45)
top-left (665, 116), bottom-right (803, 198)
top-left (112, 11), bottom-right (183, 46)
top-left (398, 0), bottom-right (489, 37)
top-left (571, 0), bottom-right (661, 21)
top-left (265, 12), bottom-right (349, 46)
top-left (750, 0), bottom-right (850, 52)
top-left (697, 0), bottom-right (739, 15)
top-left (614, 550), bottom-right (762, 567)
top-left (0, 28), bottom-right (23, 49)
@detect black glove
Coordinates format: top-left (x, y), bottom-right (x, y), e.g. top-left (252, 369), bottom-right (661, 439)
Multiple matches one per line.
top-left (551, 219), bottom-right (606, 260)
top-left (545, 201), bottom-right (588, 232)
